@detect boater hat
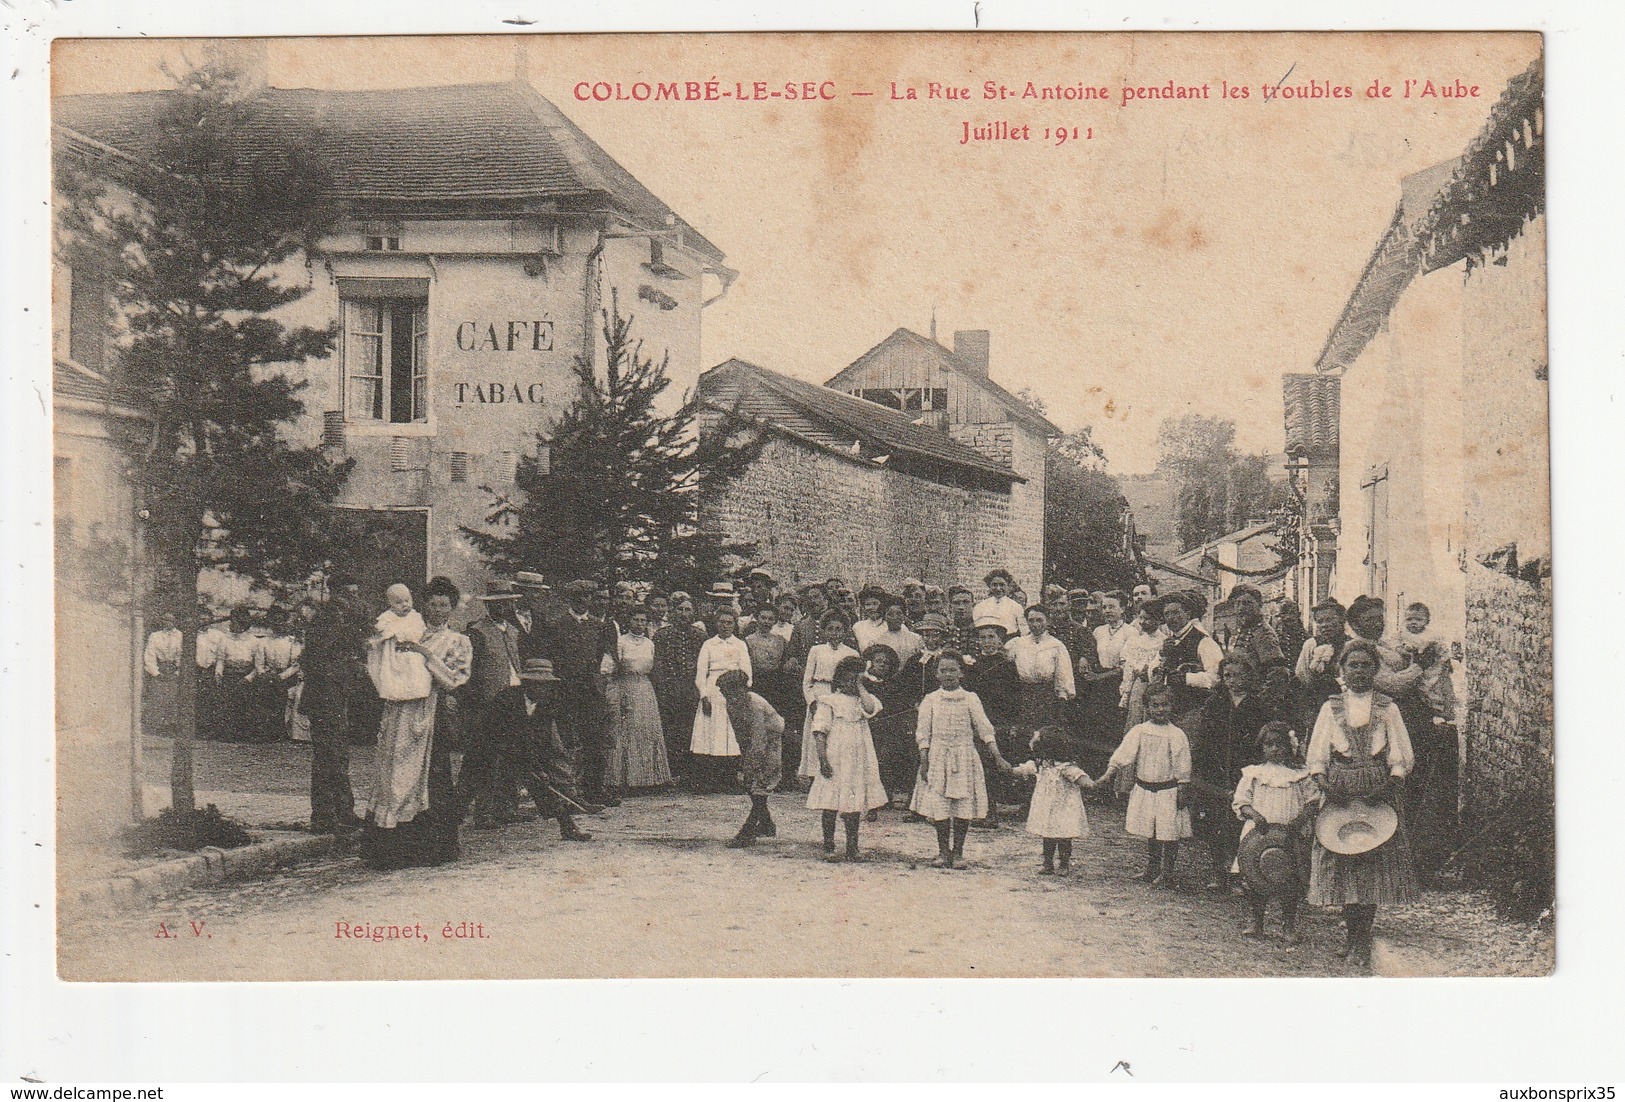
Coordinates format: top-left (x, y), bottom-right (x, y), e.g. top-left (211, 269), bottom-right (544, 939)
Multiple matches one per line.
top-left (1315, 798), bottom-right (1399, 855)
top-left (478, 580), bottom-right (522, 602)
top-left (514, 571), bottom-right (549, 592)
top-left (707, 581), bottom-right (739, 600)
top-left (1236, 825), bottom-right (1301, 894)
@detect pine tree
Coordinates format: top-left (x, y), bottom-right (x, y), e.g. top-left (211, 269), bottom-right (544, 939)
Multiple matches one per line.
top-left (54, 54), bottom-right (353, 813)
top-left (464, 291), bottom-right (756, 590)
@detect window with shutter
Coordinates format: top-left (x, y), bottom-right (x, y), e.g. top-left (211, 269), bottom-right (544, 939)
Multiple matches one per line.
top-left (340, 284), bottom-right (429, 425)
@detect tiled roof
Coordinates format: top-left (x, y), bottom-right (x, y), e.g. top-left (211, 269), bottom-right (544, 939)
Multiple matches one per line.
top-left (1313, 158), bottom-right (1459, 375)
top-left (1282, 373), bottom-right (1341, 458)
top-left (53, 81), bottom-right (723, 261)
top-left (1418, 55), bottom-right (1544, 273)
top-left (698, 358), bottom-right (1022, 484)
top-left (826, 328), bottom-right (1059, 436)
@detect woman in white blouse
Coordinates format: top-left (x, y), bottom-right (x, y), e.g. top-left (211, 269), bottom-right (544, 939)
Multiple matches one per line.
top-left (1004, 606), bottom-right (1076, 780)
top-left (691, 608), bottom-right (753, 792)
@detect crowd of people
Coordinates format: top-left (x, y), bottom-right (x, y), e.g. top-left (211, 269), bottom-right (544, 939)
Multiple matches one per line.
top-left (142, 564), bottom-right (1463, 970)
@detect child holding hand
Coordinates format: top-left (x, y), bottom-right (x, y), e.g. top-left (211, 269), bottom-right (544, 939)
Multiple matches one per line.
top-left (911, 654), bottom-right (1012, 869)
top-left (1008, 726), bottom-right (1095, 875)
top-left (1096, 683), bottom-right (1192, 886)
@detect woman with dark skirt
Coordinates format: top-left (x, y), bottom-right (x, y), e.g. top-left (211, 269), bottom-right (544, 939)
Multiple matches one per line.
top-left (212, 606), bottom-right (265, 741)
top-left (1304, 639), bottom-right (1420, 969)
top-left (861, 643), bottom-right (917, 811)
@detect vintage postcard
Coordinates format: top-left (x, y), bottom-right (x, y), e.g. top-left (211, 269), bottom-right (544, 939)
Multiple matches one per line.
top-left (50, 31), bottom-right (1551, 982)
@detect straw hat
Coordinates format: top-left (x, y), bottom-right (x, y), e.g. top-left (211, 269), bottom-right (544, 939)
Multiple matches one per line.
top-left (971, 612), bottom-right (1009, 634)
top-left (1315, 798), bottom-right (1399, 855)
top-left (916, 613), bottom-right (950, 635)
top-left (514, 571), bottom-right (549, 592)
top-left (707, 581), bottom-right (739, 600)
top-left (477, 580), bottom-right (522, 602)
top-left (1236, 825), bottom-right (1301, 894)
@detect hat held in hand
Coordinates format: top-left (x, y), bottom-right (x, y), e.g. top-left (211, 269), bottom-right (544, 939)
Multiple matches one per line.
top-left (1315, 798), bottom-right (1399, 855)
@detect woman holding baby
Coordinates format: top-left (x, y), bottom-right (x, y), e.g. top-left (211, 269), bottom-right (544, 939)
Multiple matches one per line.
top-left (361, 578), bottom-right (473, 869)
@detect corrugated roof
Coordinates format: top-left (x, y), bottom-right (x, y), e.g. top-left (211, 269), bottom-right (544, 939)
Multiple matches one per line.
top-left (53, 81), bottom-right (724, 261)
top-left (1282, 373), bottom-right (1341, 458)
top-left (826, 328), bottom-right (1059, 436)
top-left (698, 358), bottom-right (1022, 484)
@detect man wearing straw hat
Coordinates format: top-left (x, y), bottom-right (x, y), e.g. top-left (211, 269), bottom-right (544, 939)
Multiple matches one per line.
top-left (455, 578), bottom-right (530, 829)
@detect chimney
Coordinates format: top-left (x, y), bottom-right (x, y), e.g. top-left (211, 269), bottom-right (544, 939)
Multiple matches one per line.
top-left (953, 330), bottom-right (990, 378)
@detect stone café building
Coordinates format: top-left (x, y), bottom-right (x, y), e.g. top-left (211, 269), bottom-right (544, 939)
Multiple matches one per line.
top-left (54, 66), bottom-right (734, 604)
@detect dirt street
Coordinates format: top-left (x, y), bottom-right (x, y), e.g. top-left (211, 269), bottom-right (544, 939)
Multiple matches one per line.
top-left (58, 789), bottom-right (1549, 981)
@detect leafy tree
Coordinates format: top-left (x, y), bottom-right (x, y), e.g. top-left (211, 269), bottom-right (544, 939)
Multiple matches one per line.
top-left (464, 292), bottom-right (757, 592)
top-left (1155, 414), bottom-right (1288, 551)
top-left (55, 53), bottom-right (353, 812)
top-left (1044, 447), bottom-right (1141, 591)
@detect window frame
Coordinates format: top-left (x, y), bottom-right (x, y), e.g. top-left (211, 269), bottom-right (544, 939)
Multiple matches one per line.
top-left (340, 291), bottom-right (430, 428)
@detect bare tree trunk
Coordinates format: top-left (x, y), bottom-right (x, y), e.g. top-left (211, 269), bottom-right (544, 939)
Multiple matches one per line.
top-left (164, 537), bottom-right (199, 814)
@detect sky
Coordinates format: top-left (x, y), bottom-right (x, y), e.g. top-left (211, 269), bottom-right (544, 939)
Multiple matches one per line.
top-left (53, 32), bottom-right (1539, 473)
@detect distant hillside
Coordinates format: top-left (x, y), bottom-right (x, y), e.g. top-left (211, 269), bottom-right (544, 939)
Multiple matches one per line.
top-left (1118, 473), bottom-right (1182, 563)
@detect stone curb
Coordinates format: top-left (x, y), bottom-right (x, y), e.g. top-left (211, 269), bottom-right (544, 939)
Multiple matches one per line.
top-left (64, 832), bottom-right (337, 920)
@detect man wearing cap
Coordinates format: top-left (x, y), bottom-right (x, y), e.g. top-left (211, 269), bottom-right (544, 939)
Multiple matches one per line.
top-left (899, 613), bottom-right (956, 706)
top-left (899, 578), bottom-right (928, 629)
top-left (298, 571), bottom-right (367, 839)
top-left (546, 579), bottom-right (619, 805)
top-left (457, 579), bottom-right (533, 828)
top-left (746, 569), bottom-right (776, 615)
top-left (1159, 591), bottom-right (1224, 724)
top-left (1226, 584), bottom-right (1286, 674)
top-left (515, 657), bottom-right (594, 842)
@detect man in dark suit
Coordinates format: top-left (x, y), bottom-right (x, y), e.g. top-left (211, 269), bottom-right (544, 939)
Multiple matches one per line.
top-left (455, 579), bottom-right (531, 829)
top-left (546, 578), bottom-right (619, 805)
top-left (298, 571), bottom-right (366, 839)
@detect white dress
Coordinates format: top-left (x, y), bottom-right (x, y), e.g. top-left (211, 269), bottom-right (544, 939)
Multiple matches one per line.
top-left (909, 688), bottom-right (998, 821)
top-left (1230, 761), bottom-right (1317, 872)
top-left (691, 634), bottom-right (753, 756)
top-left (1012, 760), bottom-right (1092, 840)
top-left (805, 692), bottom-right (888, 814)
top-left (1110, 721), bottom-right (1193, 840)
top-left (799, 641), bottom-right (859, 777)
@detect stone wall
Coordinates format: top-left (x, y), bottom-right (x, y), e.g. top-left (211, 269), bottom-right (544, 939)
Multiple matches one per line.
top-left (703, 434), bottom-right (1035, 591)
top-left (949, 420), bottom-right (1046, 590)
top-left (1459, 213), bottom-right (1551, 815)
top-left (1462, 562), bottom-right (1553, 807)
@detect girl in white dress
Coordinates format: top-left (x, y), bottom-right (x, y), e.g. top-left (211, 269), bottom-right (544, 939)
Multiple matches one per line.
top-left (1233, 721), bottom-right (1319, 943)
top-left (911, 654), bottom-right (1013, 869)
top-left (799, 610), bottom-right (860, 780)
top-left (1008, 726), bottom-right (1095, 875)
top-left (1096, 684), bottom-right (1192, 887)
top-left (806, 656), bottom-right (887, 861)
top-left (692, 609), bottom-right (753, 790)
